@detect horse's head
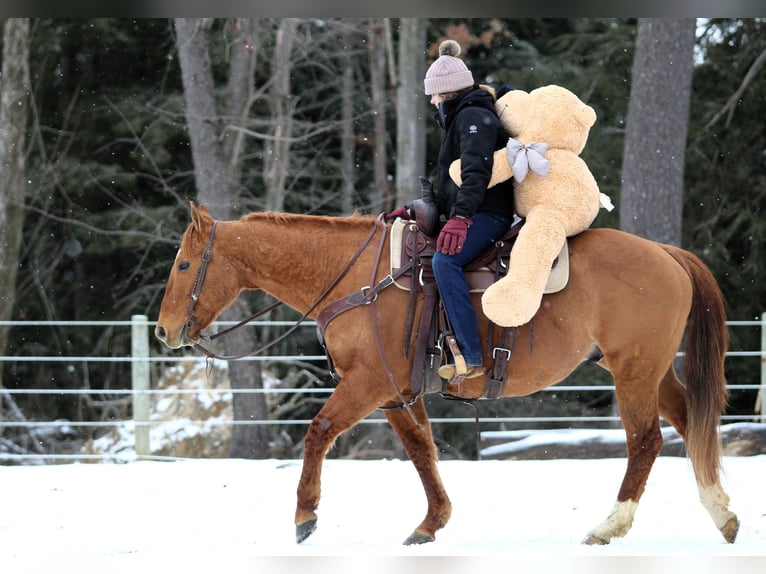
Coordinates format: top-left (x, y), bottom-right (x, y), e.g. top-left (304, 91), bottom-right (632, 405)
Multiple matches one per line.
top-left (155, 202), bottom-right (240, 349)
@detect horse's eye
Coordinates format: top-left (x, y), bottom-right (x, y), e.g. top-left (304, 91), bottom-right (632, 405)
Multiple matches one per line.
top-left (178, 261), bottom-right (191, 271)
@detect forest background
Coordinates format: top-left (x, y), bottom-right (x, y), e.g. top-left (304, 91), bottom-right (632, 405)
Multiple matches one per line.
top-left (0, 18), bottom-right (764, 460)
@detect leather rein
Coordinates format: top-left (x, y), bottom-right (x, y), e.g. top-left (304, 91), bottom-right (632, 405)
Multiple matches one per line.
top-left (184, 214), bottom-right (421, 423)
top-left (185, 215), bottom-right (394, 362)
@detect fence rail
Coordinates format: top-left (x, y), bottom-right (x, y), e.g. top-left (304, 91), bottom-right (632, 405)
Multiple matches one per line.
top-left (1, 314), bottom-right (764, 463)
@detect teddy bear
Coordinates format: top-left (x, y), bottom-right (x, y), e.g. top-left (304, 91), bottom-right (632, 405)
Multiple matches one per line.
top-left (449, 84), bottom-right (613, 327)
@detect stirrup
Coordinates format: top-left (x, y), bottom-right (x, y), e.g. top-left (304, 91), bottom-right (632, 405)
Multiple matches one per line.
top-left (440, 335), bottom-right (467, 377)
top-left (437, 334), bottom-right (485, 382)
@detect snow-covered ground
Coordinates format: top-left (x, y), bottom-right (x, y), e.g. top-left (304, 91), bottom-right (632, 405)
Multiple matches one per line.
top-left (1, 455), bottom-right (764, 573)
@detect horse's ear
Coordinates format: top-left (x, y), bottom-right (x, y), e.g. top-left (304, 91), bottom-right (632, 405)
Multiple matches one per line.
top-left (189, 202), bottom-right (212, 232)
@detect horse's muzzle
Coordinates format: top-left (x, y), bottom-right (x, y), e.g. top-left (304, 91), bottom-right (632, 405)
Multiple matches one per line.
top-left (154, 323), bottom-right (189, 349)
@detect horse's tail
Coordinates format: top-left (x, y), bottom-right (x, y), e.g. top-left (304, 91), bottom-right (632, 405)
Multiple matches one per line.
top-left (661, 244), bottom-right (729, 486)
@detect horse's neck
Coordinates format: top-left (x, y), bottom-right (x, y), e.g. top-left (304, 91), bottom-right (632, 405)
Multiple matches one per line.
top-left (222, 213), bottom-right (378, 313)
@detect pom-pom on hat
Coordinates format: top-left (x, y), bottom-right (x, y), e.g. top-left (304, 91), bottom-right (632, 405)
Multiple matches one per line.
top-left (424, 39), bottom-right (474, 95)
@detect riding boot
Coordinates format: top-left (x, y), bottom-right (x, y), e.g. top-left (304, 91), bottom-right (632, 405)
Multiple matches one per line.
top-left (437, 334), bottom-right (485, 383)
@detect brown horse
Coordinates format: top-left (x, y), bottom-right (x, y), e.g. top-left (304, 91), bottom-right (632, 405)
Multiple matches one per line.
top-left (155, 203), bottom-right (739, 546)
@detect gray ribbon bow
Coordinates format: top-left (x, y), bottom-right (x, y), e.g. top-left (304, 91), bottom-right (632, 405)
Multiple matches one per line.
top-left (505, 138), bottom-right (550, 183)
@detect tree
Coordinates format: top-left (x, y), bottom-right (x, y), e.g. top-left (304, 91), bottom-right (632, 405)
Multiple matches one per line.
top-left (685, 18), bottom-right (766, 417)
top-left (619, 18), bottom-right (696, 245)
top-left (394, 18), bottom-right (426, 208)
top-left (174, 18), bottom-right (272, 458)
top-left (263, 19), bottom-right (297, 212)
top-left (0, 18), bottom-right (30, 418)
top-left (367, 18), bottom-right (389, 213)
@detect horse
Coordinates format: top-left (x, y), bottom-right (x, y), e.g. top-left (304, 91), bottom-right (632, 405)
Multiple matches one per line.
top-left (154, 202), bottom-right (739, 546)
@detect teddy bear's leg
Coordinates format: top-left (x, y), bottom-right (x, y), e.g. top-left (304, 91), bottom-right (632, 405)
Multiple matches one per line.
top-left (481, 214), bottom-right (567, 327)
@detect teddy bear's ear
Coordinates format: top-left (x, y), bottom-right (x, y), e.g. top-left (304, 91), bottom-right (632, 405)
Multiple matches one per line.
top-left (578, 103), bottom-right (597, 129)
top-left (479, 84), bottom-right (497, 99)
top-left (495, 88), bottom-right (526, 123)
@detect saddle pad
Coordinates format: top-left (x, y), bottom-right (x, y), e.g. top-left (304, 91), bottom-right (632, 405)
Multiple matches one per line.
top-left (389, 218), bottom-right (569, 295)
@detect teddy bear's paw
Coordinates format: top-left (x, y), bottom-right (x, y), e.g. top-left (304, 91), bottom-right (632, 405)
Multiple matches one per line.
top-left (481, 281), bottom-right (540, 327)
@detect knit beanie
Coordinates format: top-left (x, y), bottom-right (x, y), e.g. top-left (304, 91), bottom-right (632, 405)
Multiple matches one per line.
top-left (424, 40), bottom-right (474, 95)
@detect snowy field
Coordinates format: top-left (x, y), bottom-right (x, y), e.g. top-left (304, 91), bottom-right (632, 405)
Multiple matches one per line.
top-left (1, 456), bottom-right (765, 573)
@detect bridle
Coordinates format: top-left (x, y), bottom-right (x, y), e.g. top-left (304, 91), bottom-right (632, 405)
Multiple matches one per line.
top-left (182, 216), bottom-right (382, 361)
top-left (183, 220), bottom-right (218, 341)
top-left (181, 213), bottom-right (425, 425)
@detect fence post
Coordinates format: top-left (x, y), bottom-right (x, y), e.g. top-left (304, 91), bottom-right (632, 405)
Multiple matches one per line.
top-left (760, 312), bottom-right (765, 424)
top-left (131, 314), bottom-right (150, 458)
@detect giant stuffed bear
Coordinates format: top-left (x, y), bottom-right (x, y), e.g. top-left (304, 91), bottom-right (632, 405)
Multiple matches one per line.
top-left (449, 84), bottom-right (613, 327)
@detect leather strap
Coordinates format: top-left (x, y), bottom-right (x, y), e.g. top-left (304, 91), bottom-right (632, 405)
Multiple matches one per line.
top-left (408, 281), bottom-right (438, 397)
top-left (367, 222), bottom-right (422, 425)
top-left (193, 217), bottom-right (381, 361)
top-left (484, 327), bottom-right (517, 399)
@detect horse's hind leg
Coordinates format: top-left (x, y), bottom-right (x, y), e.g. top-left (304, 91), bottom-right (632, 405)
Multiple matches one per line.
top-left (657, 368), bottom-right (740, 542)
top-left (584, 375), bottom-right (664, 545)
top-left (383, 399), bottom-right (452, 545)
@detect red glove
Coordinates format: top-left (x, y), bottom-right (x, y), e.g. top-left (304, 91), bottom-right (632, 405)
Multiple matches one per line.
top-left (384, 205), bottom-right (413, 221)
top-left (437, 216), bottom-right (472, 255)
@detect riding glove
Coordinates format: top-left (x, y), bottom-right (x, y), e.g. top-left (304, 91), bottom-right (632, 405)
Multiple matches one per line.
top-left (384, 205), bottom-right (413, 221)
top-left (437, 216), bottom-right (472, 256)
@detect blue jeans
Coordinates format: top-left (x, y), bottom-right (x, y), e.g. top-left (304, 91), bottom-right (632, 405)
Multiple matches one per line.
top-left (432, 211), bottom-right (513, 365)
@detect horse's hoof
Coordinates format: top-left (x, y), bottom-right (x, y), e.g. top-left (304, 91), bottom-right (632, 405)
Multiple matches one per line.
top-left (403, 530), bottom-right (434, 545)
top-left (296, 518), bottom-right (317, 543)
top-left (721, 516), bottom-right (740, 544)
top-left (582, 534), bottom-right (609, 545)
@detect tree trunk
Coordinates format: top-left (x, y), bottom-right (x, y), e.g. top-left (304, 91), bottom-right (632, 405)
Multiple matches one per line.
top-left (263, 18), bottom-right (297, 212)
top-left (619, 18), bottom-right (695, 246)
top-left (395, 18), bottom-right (427, 206)
top-left (174, 18), bottom-right (233, 219)
top-left (368, 18), bottom-right (389, 212)
top-left (340, 54), bottom-right (356, 215)
top-left (0, 19), bottom-right (30, 404)
top-left (224, 18), bottom-right (259, 203)
top-left (174, 18), bottom-right (271, 458)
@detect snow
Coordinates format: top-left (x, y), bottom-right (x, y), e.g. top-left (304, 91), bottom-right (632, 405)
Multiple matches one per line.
top-left (1, 455), bottom-right (764, 573)
top-left (479, 427), bottom-right (680, 457)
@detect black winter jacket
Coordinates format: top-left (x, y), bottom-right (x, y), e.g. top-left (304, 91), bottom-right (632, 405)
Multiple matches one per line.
top-left (431, 86), bottom-right (516, 221)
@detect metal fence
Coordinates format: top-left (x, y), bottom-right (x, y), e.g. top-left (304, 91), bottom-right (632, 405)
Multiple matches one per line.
top-left (1, 314), bottom-right (764, 463)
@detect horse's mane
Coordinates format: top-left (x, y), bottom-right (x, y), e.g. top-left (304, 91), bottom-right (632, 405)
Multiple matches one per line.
top-left (241, 210), bottom-right (378, 231)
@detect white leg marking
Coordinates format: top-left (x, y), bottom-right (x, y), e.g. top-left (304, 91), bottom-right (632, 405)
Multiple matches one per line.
top-left (587, 500), bottom-right (639, 542)
top-left (698, 482), bottom-right (736, 530)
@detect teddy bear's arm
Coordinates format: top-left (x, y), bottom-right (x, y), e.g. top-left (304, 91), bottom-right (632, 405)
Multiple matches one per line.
top-left (449, 148), bottom-right (514, 189)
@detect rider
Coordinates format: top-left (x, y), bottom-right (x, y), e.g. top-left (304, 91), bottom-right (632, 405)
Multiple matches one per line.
top-left (387, 39), bottom-right (516, 383)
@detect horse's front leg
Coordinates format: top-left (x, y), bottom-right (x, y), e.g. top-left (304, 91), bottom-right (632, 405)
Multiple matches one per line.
top-left (294, 381), bottom-right (378, 543)
top-left (383, 399), bottom-right (452, 544)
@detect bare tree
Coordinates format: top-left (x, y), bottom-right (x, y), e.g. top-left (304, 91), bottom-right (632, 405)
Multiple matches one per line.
top-left (368, 18), bottom-right (390, 213)
top-left (263, 18), bottom-right (298, 212)
top-left (174, 18), bottom-right (271, 458)
top-left (619, 18), bottom-right (696, 246)
top-left (0, 19), bottom-right (30, 414)
top-left (339, 44), bottom-right (356, 215)
top-left (224, 18), bottom-right (260, 199)
top-left (394, 18), bottom-right (426, 207)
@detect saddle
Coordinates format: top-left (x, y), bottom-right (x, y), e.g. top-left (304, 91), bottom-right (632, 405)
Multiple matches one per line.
top-left (387, 208), bottom-right (569, 401)
top-left (389, 217), bottom-right (569, 295)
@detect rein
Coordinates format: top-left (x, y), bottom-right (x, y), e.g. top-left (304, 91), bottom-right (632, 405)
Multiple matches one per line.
top-left (187, 216), bottom-right (381, 361)
top-left (364, 219), bottom-right (422, 425)
top-left (186, 213), bottom-right (421, 425)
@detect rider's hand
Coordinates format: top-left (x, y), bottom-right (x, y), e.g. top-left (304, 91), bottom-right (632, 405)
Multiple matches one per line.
top-left (436, 216), bottom-right (472, 256)
top-left (384, 205), bottom-right (413, 221)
